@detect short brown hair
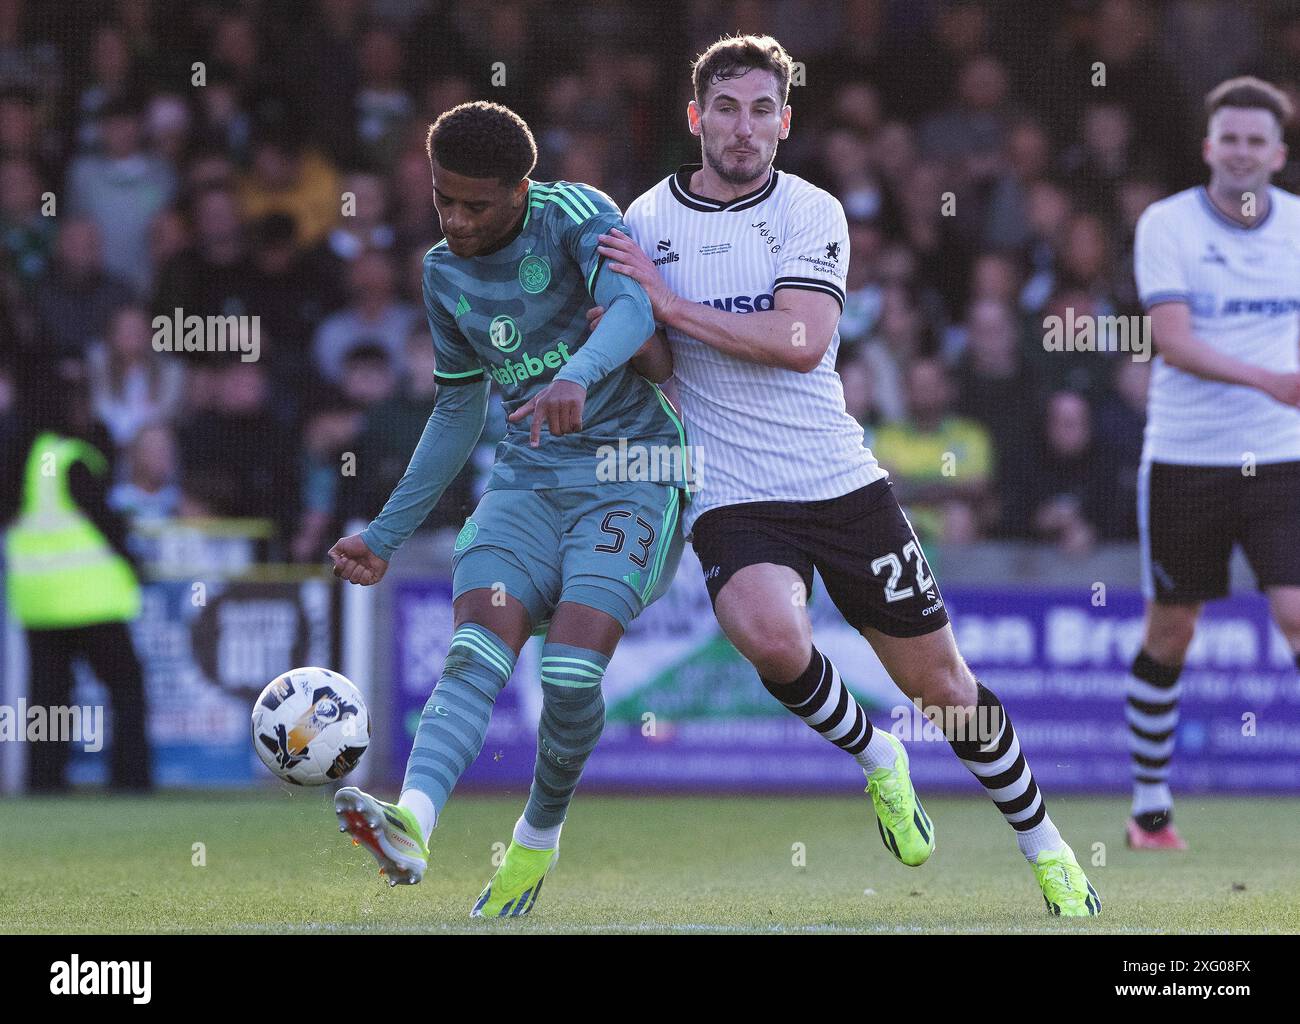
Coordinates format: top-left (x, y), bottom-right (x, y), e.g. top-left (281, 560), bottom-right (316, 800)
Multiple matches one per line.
top-left (1205, 76), bottom-right (1294, 128)
top-left (692, 34), bottom-right (793, 107)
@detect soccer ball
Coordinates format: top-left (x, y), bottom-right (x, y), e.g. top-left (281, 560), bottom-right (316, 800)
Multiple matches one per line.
top-left (251, 667), bottom-right (370, 786)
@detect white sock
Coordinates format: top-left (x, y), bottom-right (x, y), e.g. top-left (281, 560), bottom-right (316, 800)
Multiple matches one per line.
top-left (398, 789), bottom-right (436, 843)
top-left (513, 814), bottom-right (563, 851)
top-left (854, 729), bottom-right (899, 774)
top-left (1132, 781), bottom-right (1172, 818)
top-left (1016, 815), bottom-right (1065, 862)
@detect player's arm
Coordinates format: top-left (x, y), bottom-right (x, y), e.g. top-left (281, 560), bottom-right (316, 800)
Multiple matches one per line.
top-left (660, 283), bottom-right (836, 373)
top-left (509, 187), bottom-right (656, 444)
top-left (586, 303), bottom-right (674, 382)
top-left (629, 329), bottom-right (673, 383)
top-left (1135, 204), bottom-right (1300, 405)
top-left (598, 189), bottom-right (848, 373)
top-left (1148, 301), bottom-right (1300, 404)
top-left (330, 278), bottom-right (488, 584)
top-left (553, 266), bottom-right (655, 388)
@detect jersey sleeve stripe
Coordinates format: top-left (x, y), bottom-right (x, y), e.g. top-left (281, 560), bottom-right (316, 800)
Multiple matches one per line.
top-left (1141, 290), bottom-right (1191, 310)
top-left (587, 254), bottom-right (605, 295)
top-left (434, 369), bottom-right (486, 385)
top-left (774, 276), bottom-right (846, 308)
top-left (558, 183), bottom-right (600, 218)
top-left (531, 185), bottom-right (584, 224)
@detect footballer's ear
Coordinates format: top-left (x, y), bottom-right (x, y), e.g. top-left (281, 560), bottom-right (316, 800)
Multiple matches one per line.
top-left (1271, 139), bottom-right (1288, 173)
top-left (779, 106), bottom-right (792, 139)
top-left (687, 99), bottom-right (702, 136)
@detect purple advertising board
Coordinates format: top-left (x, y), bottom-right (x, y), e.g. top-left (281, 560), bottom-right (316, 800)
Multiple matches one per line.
top-left (390, 555), bottom-right (1300, 795)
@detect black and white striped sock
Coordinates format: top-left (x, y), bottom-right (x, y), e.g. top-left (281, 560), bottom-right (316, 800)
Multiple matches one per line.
top-left (760, 647), bottom-right (895, 772)
top-left (949, 682), bottom-right (1063, 860)
top-left (1127, 649), bottom-right (1182, 822)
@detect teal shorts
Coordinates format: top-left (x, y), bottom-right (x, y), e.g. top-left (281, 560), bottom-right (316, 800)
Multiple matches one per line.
top-left (451, 481), bottom-right (685, 631)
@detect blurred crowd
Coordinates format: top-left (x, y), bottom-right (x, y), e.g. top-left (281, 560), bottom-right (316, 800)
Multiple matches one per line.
top-left (2, 0), bottom-right (1300, 561)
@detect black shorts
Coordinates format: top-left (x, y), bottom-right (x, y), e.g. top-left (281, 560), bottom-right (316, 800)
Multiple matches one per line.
top-left (1140, 460), bottom-right (1300, 603)
top-left (689, 479), bottom-right (949, 637)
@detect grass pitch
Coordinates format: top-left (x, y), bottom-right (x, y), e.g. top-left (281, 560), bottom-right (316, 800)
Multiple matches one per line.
top-left (0, 792), bottom-right (1296, 934)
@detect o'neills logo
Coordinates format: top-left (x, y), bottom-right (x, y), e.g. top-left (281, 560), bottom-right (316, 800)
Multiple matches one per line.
top-left (152, 308), bottom-right (260, 362)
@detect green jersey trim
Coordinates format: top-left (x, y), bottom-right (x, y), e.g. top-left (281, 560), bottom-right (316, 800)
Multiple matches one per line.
top-left (643, 488), bottom-right (681, 600)
top-left (531, 183), bottom-right (598, 224)
top-left (434, 367), bottom-right (485, 385)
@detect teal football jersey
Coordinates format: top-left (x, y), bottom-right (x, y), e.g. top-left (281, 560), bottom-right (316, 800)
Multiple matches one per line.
top-left (424, 180), bottom-right (687, 491)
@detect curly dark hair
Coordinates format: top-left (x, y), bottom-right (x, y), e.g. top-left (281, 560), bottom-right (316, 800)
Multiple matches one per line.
top-left (425, 101), bottom-right (537, 185)
top-left (692, 33), bottom-right (793, 107)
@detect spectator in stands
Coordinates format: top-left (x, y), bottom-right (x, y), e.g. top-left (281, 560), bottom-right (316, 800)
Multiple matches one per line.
top-left (349, 325), bottom-right (479, 535)
top-left (109, 420), bottom-right (182, 526)
top-left (392, 145), bottom-right (440, 254)
top-left (86, 303), bottom-right (185, 451)
top-left (33, 217), bottom-right (134, 360)
top-left (147, 203), bottom-right (189, 274)
top-left (953, 299), bottom-right (1045, 538)
top-left (143, 93), bottom-right (192, 166)
top-left (177, 361), bottom-right (299, 539)
top-left (312, 248), bottom-right (418, 384)
top-left (1093, 356), bottom-right (1150, 541)
top-left (291, 385), bottom-right (363, 562)
top-left (237, 118), bottom-right (342, 250)
top-left (321, 170), bottom-right (395, 266)
top-left (247, 213), bottom-right (341, 384)
top-left (1061, 102), bottom-right (1145, 219)
top-left (838, 216), bottom-right (885, 352)
top-left (153, 185), bottom-right (257, 327)
top-left (981, 117), bottom-right (1051, 251)
top-left (339, 342), bottom-right (397, 411)
top-left (1018, 179), bottom-right (1072, 313)
top-left (0, 86), bottom-right (47, 168)
top-left (65, 94), bottom-right (176, 293)
top-left (1027, 390), bottom-right (1117, 555)
top-left (837, 351), bottom-right (883, 433)
top-left (872, 357), bottom-right (994, 544)
top-left (0, 154), bottom-right (54, 286)
top-left (71, 22), bottom-right (136, 154)
top-left (354, 26), bottom-right (413, 171)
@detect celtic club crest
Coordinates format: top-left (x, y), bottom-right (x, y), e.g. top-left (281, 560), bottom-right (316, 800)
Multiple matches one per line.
top-left (454, 520), bottom-right (478, 551)
top-left (519, 254), bottom-right (551, 294)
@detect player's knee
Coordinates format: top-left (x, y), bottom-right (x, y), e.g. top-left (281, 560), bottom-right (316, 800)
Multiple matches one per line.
top-left (916, 659), bottom-right (977, 712)
top-left (1144, 610), bottom-right (1198, 662)
top-left (736, 620), bottom-right (812, 682)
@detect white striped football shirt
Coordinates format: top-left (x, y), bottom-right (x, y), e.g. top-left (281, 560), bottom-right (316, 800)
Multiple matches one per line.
top-left (1133, 185), bottom-right (1300, 466)
top-left (625, 164), bottom-right (884, 535)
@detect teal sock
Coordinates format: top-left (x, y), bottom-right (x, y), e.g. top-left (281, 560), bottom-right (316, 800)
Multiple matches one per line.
top-left (402, 623), bottom-right (516, 819)
top-left (523, 642), bottom-right (609, 831)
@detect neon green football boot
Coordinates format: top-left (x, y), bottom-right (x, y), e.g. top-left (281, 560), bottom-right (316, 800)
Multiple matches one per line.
top-left (334, 786), bottom-right (429, 886)
top-left (1033, 845), bottom-right (1102, 916)
top-left (866, 732), bottom-right (935, 867)
top-left (471, 839), bottom-right (558, 918)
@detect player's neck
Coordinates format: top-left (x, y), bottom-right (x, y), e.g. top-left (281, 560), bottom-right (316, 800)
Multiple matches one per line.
top-left (1206, 181), bottom-right (1271, 227)
top-left (691, 163), bottom-right (772, 204)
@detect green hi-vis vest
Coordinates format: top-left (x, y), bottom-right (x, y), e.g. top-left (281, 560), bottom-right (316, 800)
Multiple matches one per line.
top-left (5, 431), bottom-right (141, 628)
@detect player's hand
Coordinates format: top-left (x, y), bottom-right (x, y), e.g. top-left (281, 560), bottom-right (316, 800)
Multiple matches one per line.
top-left (508, 379), bottom-right (587, 446)
top-left (597, 228), bottom-right (681, 323)
top-left (328, 534), bottom-right (389, 586)
top-left (1259, 371), bottom-right (1300, 408)
top-left (586, 305), bottom-right (604, 332)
